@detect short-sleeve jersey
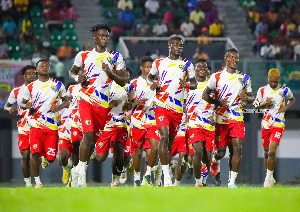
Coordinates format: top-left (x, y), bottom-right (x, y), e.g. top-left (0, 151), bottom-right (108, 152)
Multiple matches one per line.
top-left (150, 57), bottom-right (195, 113)
top-left (23, 78), bottom-right (67, 130)
top-left (68, 84), bottom-right (82, 131)
top-left (58, 107), bottom-right (71, 140)
top-left (73, 49), bottom-right (124, 109)
top-left (186, 79), bottom-right (215, 131)
top-left (7, 84), bottom-right (30, 135)
top-left (104, 81), bottom-right (134, 131)
top-left (131, 76), bottom-right (156, 129)
top-left (206, 69), bottom-right (252, 124)
top-left (254, 84), bottom-right (293, 129)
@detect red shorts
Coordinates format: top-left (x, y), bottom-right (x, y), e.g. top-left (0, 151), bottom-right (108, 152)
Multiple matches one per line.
top-left (131, 126), bottom-right (159, 154)
top-left (58, 138), bottom-right (73, 155)
top-left (187, 128), bottom-right (214, 151)
top-left (96, 128), bottom-right (127, 154)
top-left (18, 133), bottom-right (30, 152)
top-left (124, 137), bottom-right (131, 158)
top-left (30, 128), bottom-right (58, 161)
top-left (262, 127), bottom-right (284, 148)
top-left (170, 136), bottom-right (187, 157)
top-left (70, 128), bottom-right (83, 143)
top-left (188, 140), bottom-right (194, 156)
top-left (154, 107), bottom-right (183, 137)
top-left (215, 121), bottom-right (245, 148)
top-left (78, 100), bottom-right (110, 141)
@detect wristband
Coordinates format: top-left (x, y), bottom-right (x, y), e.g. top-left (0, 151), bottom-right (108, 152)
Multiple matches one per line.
top-left (75, 75), bottom-right (79, 82)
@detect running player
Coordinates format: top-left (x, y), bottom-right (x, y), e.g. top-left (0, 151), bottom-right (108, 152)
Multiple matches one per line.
top-left (147, 35), bottom-right (196, 187)
top-left (186, 59), bottom-right (214, 187)
top-left (203, 49), bottom-right (254, 188)
top-left (254, 68), bottom-right (295, 187)
top-left (95, 67), bottom-right (134, 187)
top-left (69, 24), bottom-right (126, 187)
top-left (20, 60), bottom-right (68, 188)
top-left (130, 56), bottom-right (160, 186)
top-left (4, 65), bottom-right (36, 187)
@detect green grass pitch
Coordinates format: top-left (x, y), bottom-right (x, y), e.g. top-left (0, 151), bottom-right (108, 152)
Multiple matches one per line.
top-left (0, 186), bottom-right (299, 212)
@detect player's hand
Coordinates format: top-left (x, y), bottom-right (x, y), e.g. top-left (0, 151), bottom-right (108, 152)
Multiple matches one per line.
top-left (26, 102), bottom-right (32, 109)
top-left (136, 98), bottom-right (147, 106)
top-left (279, 105), bottom-right (286, 112)
top-left (264, 97), bottom-right (273, 107)
top-left (240, 90), bottom-right (246, 101)
top-left (9, 107), bottom-right (17, 114)
top-left (102, 63), bottom-right (110, 74)
top-left (77, 72), bottom-right (86, 84)
top-left (109, 100), bottom-right (118, 109)
top-left (241, 101), bottom-right (247, 109)
top-left (150, 81), bottom-right (158, 91)
top-left (50, 104), bottom-right (60, 112)
top-left (179, 78), bottom-right (188, 88)
top-left (217, 99), bottom-right (227, 107)
top-left (208, 116), bottom-right (214, 125)
top-left (124, 101), bottom-right (132, 111)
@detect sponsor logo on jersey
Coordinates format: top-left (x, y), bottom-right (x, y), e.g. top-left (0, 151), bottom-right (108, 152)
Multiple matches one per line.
top-left (158, 116), bottom-right (164, 121)
top-left (238, 77), bottom-right (244, 84)
top-left (51, 85), bottom-right (56, 91)
top-left (59, 140), bottom-right (63, 145)
top-left (85, 120), bottom-right (91, 125)
top-left (33, 144), bottom-right (38, 149)
top-left (279, 91), bottom-right (283, 97)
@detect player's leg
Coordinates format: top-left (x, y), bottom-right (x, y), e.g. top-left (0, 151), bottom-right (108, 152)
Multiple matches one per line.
top-left (264, 146), bottom-right (269, 170)
top-left (193, 141), bottom-right (204, 187)
top-left (264, 138), bottom-right (280, 187)
top-left (21, 148), bottom-right (31, 187)
top-left (132, 146), bottom-right (143, 186)
top-left (141, 149), bottom-right (153, 186)
top-left (228, 144), bottom-right (233, 183)
top-left (72, 141), bottom-right (80, 166)
top-left (30, 128), bottom-right (43, 188)
top-left (228, 137), bottom-right (243, 188)
top-left (202, 147), bottom-right (211, 187)
top-left (59, 148), bottom-right (70, 184)
top-left (111, 140), bottom-right (125, 187)
top-left (120, 137), bottom-right (131, 184)
top-left (174, 151), bottom-right (186, 187)
top-left (187, 155), bottom-right (194, 179)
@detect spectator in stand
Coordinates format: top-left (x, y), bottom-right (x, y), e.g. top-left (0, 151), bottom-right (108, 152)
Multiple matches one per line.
top-left (255, 17), bottom-right (268, 38)
top-left (117, 0), bottom-right (133, 11)
top-left (151, 49), bottom-right (165, 60)
top-left (56, 40), bottom-right (75, 61)
top-left (60, 1), bottom-right (77, 22)
top-left (242, 0), bottom-right (256, 14)
top-left (277, 5), bottom-right (289, 25)
top-left (266, 7), bottom-right (279, 32)
top-left (119, 6), bottom-right (135, 30)
top-left (280, 18), bottom-right (296, 38)
top-left (0, 0), bottom-right (13, 18)
top-left (0, 36), bottom-right (9, 59)
top-left (136, 17), bottom-right (150, 36)
top-left (45, 3), bottom-right (62, 31)
top-left (206, 5), bottom-right (219, 27)
top-left (198, 0), bottom-right (214, 12)
top-left (21, 14), bottom-right (31, 33)
top-left (279, 41), bottom-right (294, 59)
top-left (261, 39), bottom-right (276, 59)
top-left (20, 25), bottom-right (35, 45)
top-left (294, 42), bottom-right (300, 61)
top-left (145, 0), bottom-right (159, 21)
top-left (180, 19), bottom-right (194, 37)
top-left (187, 0), bottom-right (197, 13)
top-left (164, 9), bottom-right (174, 26)
top-left (197, 27), bottom-right (212, 44)
top-left (111, 22), bottom-right (124, 46)
top-left (273, 29), bottom-right (288, 52)
top-left (189, 6), bottom-right (205, 26)
top-left (292, 7), bottom-right (300, 26)
top-left (192, 47), bottom-right (209, 60)
top-left (248, 6), bottom-right (260, 34)
top-left (42, 0), bottom-right (55, 14)
top-left (14, 0), bottom-right (29, 13)
top-left (152, 19), bottom-right (168, 36)
top-left (209, 19), bottom-right (224, 37)
top-left (2, 16), bottom-right (17, 41)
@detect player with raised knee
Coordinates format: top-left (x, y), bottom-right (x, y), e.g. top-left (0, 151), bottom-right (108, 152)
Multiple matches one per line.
top-left (130, 56), bottom-right (160, 186)
top-left (186, 59), bottom-right (215, 187)
top-left (20, 60), bottom-right (69, 188)
top-left (254, 68), bottom-right (295, 187)
top-left (147, 36), bottom-right (196, 187)
top-left (4, 65), bottom-right (36, 187)
top-left (69, 24), bottom-right (126, 187)
top-left (203, 49), bottom-right (254, 188)
top-left (95, 67), bottom-right (134, 187)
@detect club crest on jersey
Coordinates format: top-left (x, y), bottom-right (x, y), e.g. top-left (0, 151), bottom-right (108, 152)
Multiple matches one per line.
top-left (179, 64), bottom-right (185, 70)
top-left (238, 77), bottom-right (244, 84)
top-left (216, 136), bottom-right (221, 141)
top-left (158, 116), bottom-right (164, 121)
top-left (73, 131), bottom-right (78, 136)
top-left (59, 140), bottom-right (63, 145)
top-left (85, 120), bottom-right (91, 125)
top-left (18, 141), bottom-right (22, 146)
top-left (51, 85), bottom-right (56, 91)
top-left (33, 144), bottom-right (38, 149)
top-left (107, 57), bottom-right (114, 64)
top-left (98, 142), bottom-right (103, 148)
top-left (279, 91), bottom-right (283, 96)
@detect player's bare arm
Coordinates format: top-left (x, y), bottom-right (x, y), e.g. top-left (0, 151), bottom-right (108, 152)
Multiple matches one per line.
top-left (4, 102), bottom-right (17, 114)
top-left (20, 98), bottom-right (30, 110)
top-left (50, 96), bottom-right (69, 113)
top-left (258, 97), bottom-right (273, 109)
top-left (202, 87), bottom-right (227, 107)
top-left (103, 63), bottom-right (126, 87)
top-left (147, 73), bottom-right (158, 91)
top-left (69, 65), bottom-right (87, 86)
top-left (280, 97), bottom-right (295, 112)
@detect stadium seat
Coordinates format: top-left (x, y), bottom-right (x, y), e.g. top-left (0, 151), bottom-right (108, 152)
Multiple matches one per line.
top-left (30, 6), bottom-right (42, 17)
top-left (8, 40), bottom-right (20, 52)
top-left (50, 29), bottom-right (62, 41)
top-left (125, 30), bottom-right (133, 36)
top-left (103, 7), bottom-right (118, 19)
top-left (62, 20), bottom-right (75, 30)
top-left (132, 0), bottom-right (139, 7)
top-left (64, 30), bottom-right (77, 41)
top-left (34, 29), bottom-right (44, 40)
top-left (175, 7), bottom-right (186, 19)
top-left (51, 40), bottom-right (63, 50)
top-left (101, 0), bottom-right (113, 7)
top-left (69, 41), bottom-right (81, 52)
top-left (106, 19), bottom-right (117, 28)
top-left (32, 18), bottom-right (45, 29)
top-left (134, 7), bottom-right (144, 19)
top-left (11, 51), bottom-right (23, 60)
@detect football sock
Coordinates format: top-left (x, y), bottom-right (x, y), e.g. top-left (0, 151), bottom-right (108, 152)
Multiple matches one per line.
top-left (266, 169), bottom-right (273, 180)
top-left (174, 180), bottom-right (181, 186)
top-left (145, 166), bottom-right (152, 176)
top-left (24, 178), bottom-right (32, 186)
top-left (229, 171), bottom-right (238, 185)
top-left (203, 176), bottom-right (207, 184)
top-left (34, 176), bottom-right (41, 184)
top-left (162, 165), bottom-right (170, 177)
top-left (134, 171), bottom-right (140, 181)
top-left (78, 161), bottom-right (87, 175)
top-left (196, 178), bottom-right (202, 186)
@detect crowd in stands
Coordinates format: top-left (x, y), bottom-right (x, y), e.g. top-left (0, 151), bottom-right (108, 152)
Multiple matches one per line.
top-left (102, 0), bottom-right (225, 49)
top-left (244, 0), bottom-right (300, 60)
top-left (0, 0), bottom-right (79, 74)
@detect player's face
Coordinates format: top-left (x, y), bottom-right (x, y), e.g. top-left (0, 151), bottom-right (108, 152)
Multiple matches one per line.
top-left (169, 39), bottom-right (183, 56)
top-left (24, 68), bottom-right (36, 83)
top-left (93, 29), bottom-right (109, 47)
top-left (195, 61), bottom-right (208, 78)
top-left (36, 61), bottom-right (50, 75)
top-left (225, 51), bottom-right (239, 69)
top-left (140, 61), bottom-right (152, 76)
top-left (268, 76), bottom-right (279, 89)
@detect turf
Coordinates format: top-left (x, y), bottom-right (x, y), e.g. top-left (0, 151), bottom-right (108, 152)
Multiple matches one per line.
top-left (0, 186), bottom-right (299, 212)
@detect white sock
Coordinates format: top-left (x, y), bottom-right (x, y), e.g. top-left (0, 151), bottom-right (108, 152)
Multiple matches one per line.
top-left (78, 161), bottom-right (87, 175)
top-left (203, 176), bottom-right (207, 184)
top-left (266, 170), bottom-right (273, 180)
top-left (34, 176), bottom-right (41, 184)
top-left (188, 163), bottom-right (193, 168)
top-left (24, 177), bottom-right (32, 186)
top-left (174, 180), bottom-right (181, 186)
top-left (145, 166), bottom-right (152, 176)
top-left (68, 158), bottom-right (73, 167)
top-left (162, 165), bottom-right (170, 177)
top-left (229, 171), bottom-right (238, 185)
top-left (196, 178), bottom-right (202, 186)
top-left (134, 171), bottom-right (140, 181)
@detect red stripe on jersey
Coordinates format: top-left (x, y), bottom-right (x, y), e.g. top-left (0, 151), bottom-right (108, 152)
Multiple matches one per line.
top-left (215, 71), bottom-right (222, 85)
top-left (260, 85), bottom-right (267, 98)
top-left (69, 85), bottom-right (74, 94)
top-left (131, 77), bottom-right (138, 91)
top-left (155, 58), bottom-right (163, 70)
top-left (14, 86), bottom-right (21, 99)
top-left (204, 103), bottom-right (212, 110)
top-left (28, 83), bottom-right (34, 94)
top-left (81, 50), bottom-right (92, 64)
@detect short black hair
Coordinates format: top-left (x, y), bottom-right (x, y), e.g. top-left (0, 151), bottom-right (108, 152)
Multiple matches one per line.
top-left (225, 48), bottom-right (239, 55)
top-left (140, 56), bottom-right (153, 66)
top-left (168, 35), bottom-right (183, 44)
top-left (36, 59), bottom-right (50, 67)
top-left (126, 67), bottom-right (132, 76)
top-left (21, 65), bottom-right (36, 75)
top-left (195, 58), bottom-right (208, 65)
top-left (90, 24), bottom-right (111, 35)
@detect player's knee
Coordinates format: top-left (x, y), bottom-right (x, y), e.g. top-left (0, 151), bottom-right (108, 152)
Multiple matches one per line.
top-left (159, 133), bottom-right (169, 144)
top-left (83, 131), bottom-right (94, 142)
top-left (268, 150), bottom-right (276, 159)
top-left (217, 148), bottom-right (226, 158)
top-left (21, 149), bottom-right (30, 161)
top-left (31, 152), bottom-right (40, 160)
top-left (96, 153), bottom-right (107, 162)
top-left (264, 150), bottom-right (269, 159)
